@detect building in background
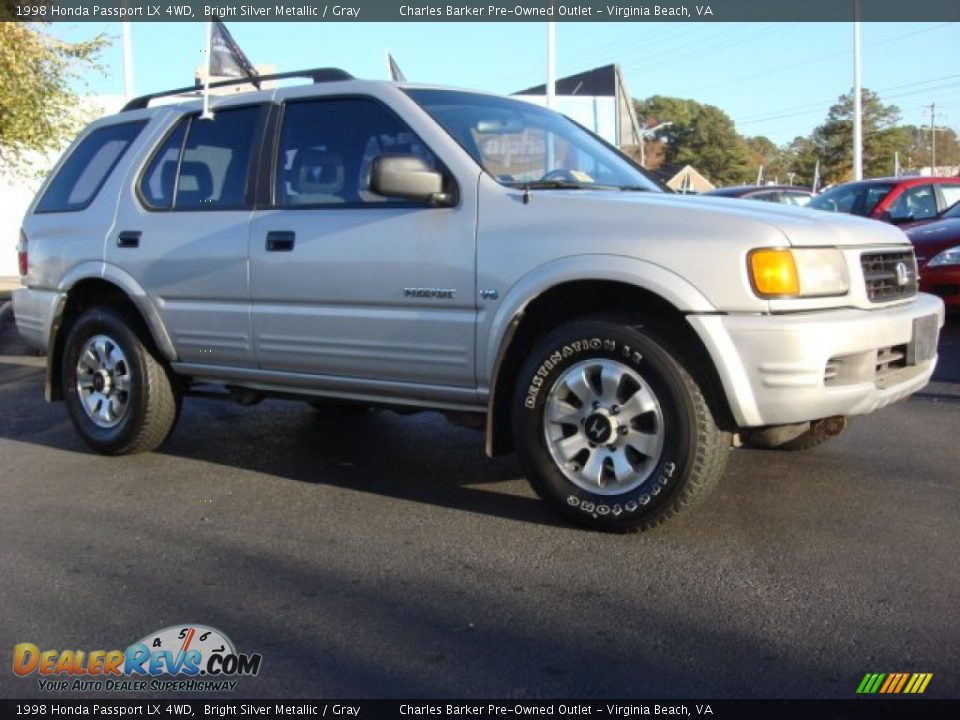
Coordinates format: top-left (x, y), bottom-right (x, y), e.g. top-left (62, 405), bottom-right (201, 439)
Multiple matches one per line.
top-left (514, 64), bottom-right (643, 152)
top-left (651, 164), bottom-right (716, 194)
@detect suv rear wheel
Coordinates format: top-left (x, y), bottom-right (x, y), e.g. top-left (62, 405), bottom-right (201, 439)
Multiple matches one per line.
top-left (512, 319), bottom-right (728, 532)
top-left (62, 307), bottom-right (180, 455)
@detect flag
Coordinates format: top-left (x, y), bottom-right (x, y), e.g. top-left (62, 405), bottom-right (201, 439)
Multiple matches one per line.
top-left (209, 15), bottom-right (259, 87)
top-left (386, 51), bottom-right (406, 82)
top-left (202, 15), bottom-right (259, 119)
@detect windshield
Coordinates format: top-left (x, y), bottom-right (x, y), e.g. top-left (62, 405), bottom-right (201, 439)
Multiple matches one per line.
top-left (943, 200), bottom-right (960, 219)
top-left (808, 182), bottom-right (894, 216)
top-left (404, 89), bottom-right (662, 192)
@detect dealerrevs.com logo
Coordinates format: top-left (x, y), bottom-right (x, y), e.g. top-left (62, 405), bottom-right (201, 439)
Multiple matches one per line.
top-left (13, 625), bottom-right (262, 692)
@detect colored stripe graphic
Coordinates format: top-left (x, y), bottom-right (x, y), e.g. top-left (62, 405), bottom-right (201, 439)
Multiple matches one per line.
top-left (857, 672), bottom-right (932, 694)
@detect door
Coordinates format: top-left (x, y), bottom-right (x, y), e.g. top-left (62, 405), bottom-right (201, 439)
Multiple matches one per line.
top-left (248, 96), bottom-right (477, 387)
top-left (108, 105), bottom-right (266, 367)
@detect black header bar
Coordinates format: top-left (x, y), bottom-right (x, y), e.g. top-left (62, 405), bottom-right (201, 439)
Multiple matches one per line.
top-left (4, 0), bottom-right (960, 23)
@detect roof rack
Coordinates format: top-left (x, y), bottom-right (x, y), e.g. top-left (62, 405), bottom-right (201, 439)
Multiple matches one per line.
top-left (121, 67), bottom-right (354, 112)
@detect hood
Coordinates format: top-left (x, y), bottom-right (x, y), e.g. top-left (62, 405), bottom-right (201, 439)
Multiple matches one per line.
top-left (531, 190), bottom-right (912, 248)
top-left (905, 217), bottom-right (960, 263)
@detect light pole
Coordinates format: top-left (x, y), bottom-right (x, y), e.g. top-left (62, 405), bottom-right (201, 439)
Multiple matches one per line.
top-left (639, 121), bottom-right (672, 168)
top-left (853, 0), bottom-right (863, 180)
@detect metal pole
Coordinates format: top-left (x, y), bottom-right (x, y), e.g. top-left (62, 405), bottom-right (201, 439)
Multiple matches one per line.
top-left (201, 20), bottom-right (213, 119)
top-left (931, 103), bottom-right (937, 173)
top-left (121, 21), bottom-right (134, 100)
top-left (852, 1), bottom-right (863, 180)
top-left (546, 21), bottom-right (556, 110)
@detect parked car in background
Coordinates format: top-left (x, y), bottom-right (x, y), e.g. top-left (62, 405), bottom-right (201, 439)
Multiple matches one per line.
top-left (703, 185), bottom-right (813, 206)
top-left (905, 201), bottom-right (960, 312)
top-left (807, 176), bottom-right (960, 224)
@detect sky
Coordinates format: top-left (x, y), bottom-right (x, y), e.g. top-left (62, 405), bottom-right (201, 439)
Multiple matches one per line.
top-left (54, 20), bottom-right (960, 146)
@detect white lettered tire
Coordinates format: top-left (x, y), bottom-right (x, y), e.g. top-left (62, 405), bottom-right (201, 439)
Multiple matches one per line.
top-left (511, 319), bottom-right (728, 532)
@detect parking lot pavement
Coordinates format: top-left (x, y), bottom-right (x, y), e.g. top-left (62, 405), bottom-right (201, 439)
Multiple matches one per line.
top-left (1, 309), bottom-right (958, 699)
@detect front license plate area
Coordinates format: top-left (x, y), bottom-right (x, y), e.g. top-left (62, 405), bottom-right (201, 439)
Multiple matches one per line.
top-left (907, 314), bottom-right (938, 365)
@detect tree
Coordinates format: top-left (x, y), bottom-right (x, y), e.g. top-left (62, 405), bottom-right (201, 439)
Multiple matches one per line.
top-left (785, 135), bottom-right (821, 188)
top-left (892, 124), bottom-right (960, 173)
top-left (744, 135), bottom-right (794, 184)
top-left (635, 95), bottom-right (755, 185)
top-left (0, 22), bottom-right (109, 177)
top-left (810, 88), bottom-right (902, 183)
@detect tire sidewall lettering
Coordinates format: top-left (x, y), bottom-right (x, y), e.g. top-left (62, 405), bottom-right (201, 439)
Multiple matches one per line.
top-left (515, 325), bottom-right (696, 525)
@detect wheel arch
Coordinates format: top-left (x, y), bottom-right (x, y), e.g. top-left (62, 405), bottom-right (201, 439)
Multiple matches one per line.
top-left (484, 276), bottom-right (734, 457)
top-left (47, 270), bottom-right (176, 402)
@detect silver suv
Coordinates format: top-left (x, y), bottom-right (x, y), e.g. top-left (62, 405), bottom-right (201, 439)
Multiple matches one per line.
top-left (13, 68), bottom-right (945, 532)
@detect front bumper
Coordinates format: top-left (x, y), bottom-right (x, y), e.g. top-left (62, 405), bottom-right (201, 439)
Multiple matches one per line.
top-left (689, 293), bottom-right (945, 427)
top-left (12, 287), bottom-right (64, 353)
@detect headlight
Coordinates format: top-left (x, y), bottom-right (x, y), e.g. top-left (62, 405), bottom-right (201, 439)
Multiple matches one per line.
top-left (927, 246), bottom-right (960, 267)
top-left (748, 248), bottom-right (849, 298)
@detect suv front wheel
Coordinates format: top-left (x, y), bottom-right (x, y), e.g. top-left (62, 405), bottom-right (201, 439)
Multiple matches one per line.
top-left (512, 319), bottom-right (728, 532)
top-left (62, 307), bottom-right (181, 455)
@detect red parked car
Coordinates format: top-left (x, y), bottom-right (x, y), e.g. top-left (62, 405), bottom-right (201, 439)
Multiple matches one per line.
top-left (904, 201), bottom-right (960, 312)
top-left (807, 176), bottom-right (960, 224)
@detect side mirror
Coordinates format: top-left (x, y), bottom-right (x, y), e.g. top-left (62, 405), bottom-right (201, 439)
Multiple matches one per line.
top-left (888, 208), bottom-right (915, 224)
top-left (370, 155), bottom-right (452, 206)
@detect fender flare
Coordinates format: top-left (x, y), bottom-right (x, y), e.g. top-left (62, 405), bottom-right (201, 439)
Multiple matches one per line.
top-left (481, 254), bottom-right (717, 387)
top-left (57, 261), bottom-right (178, 363)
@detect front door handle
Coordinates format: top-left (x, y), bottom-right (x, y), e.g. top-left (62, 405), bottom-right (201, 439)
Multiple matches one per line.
top-left (266, 231), bottom-right (295, 252)
top-left (117, 231), bottom-right (141, 248)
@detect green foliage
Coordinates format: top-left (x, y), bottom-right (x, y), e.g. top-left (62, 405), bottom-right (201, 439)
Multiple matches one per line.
top-left (0, 22), bottom-right (109, 177)
top-left (635, 95), bottom-right (755, 185)
top-left (634, 86), bottom-right (956, 190)
top-left (809, 88), bottom-right (902, 183)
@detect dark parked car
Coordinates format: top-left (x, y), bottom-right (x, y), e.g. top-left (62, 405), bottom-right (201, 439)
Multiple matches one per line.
top-left (905, 201), bottom-right (960, 312)
top-left (704, 185), bottom-right (812, 205)
top-left (807, 176), bottom-right (960, 224)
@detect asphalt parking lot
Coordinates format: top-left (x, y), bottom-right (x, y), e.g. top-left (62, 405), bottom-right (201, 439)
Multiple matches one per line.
top-left (1, 305), bottom-right (958, 700)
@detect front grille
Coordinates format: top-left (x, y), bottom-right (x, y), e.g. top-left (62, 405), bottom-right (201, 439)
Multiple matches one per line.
top-left (860, 251), bottom-right (918, 303)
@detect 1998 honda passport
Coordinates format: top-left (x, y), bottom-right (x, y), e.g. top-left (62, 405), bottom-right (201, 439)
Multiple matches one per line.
top-left (13, 68), bottom-right (945, 531)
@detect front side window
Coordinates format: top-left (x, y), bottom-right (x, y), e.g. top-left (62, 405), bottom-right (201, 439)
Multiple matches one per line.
top-left (405, 89), bottom-right (661, 192)
top-left (36, 121), bottom-right (145, 213)
top-left (276, 98), bottom-right (438, 207)
top-left (139, 107), bottom-right (259, 210)
top-left (888, 184), bottom-right (937, 220)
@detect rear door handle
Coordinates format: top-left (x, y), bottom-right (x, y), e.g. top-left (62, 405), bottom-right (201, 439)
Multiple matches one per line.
top-left (117, 231), bottom-right (141, 248)
top-left (266, 231), bottom-right (295, 252)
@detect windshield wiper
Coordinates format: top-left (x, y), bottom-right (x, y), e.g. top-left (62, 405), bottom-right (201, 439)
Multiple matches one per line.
top-left (519, 180), bottom-right (597, 190)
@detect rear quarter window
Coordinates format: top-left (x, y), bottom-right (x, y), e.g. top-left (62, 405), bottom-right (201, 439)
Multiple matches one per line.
top-left (35, 121), bottom-right (146, 214)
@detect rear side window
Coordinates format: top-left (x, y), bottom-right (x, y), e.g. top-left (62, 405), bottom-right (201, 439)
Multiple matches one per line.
top-left (139, 107), bottom-right (260, 210)
top-left (140, 121), bottom-right (188, 208)
top-left (35, 121), bottom-right (145, 213)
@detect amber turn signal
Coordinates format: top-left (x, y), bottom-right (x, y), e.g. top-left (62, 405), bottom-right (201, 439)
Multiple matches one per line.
top-left (749, 249), bottom-right (800, 297)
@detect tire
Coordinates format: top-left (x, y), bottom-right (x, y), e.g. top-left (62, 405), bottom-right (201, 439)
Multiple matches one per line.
top-left (62, 306), bottom-right (181, 455)
top-left (511, 319), bottom-right (728, 532)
